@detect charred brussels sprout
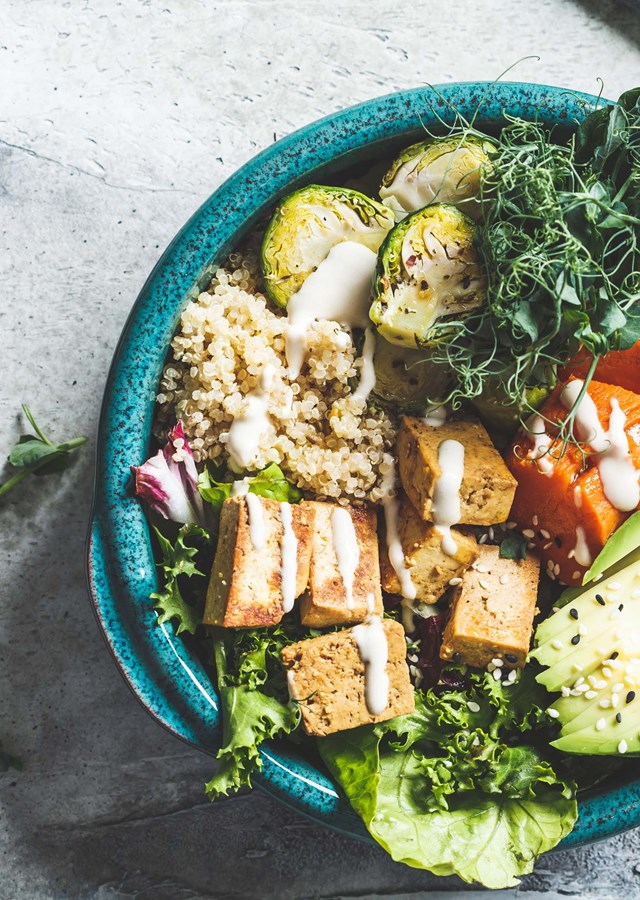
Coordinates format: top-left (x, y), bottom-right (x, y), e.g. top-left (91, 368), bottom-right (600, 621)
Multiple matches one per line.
top-left (372, 337), bottom-right (451, 413)
top-left (370, 203), bottom-right (486, 348)
top-left (260, 185), bottom-right (394, 307)
top-left (379, 134), bottom-right (496, 219)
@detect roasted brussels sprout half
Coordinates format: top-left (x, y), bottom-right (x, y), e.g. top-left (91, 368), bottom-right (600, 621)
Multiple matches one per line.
top-left (372, 337), bottom-right (451, 413)
top-left (470, 383), bottom-right (553, 433)
top-left (379, 134), bottom-right (496, 219)
top-left (370, 203), bottom-right (486, 348)
top-left (261, 185), bottom-right (395, 307)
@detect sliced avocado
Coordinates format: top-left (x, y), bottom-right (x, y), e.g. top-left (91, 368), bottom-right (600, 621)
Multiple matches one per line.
top-left (532, 543), bottom-right (640, 756)
top-left (552, 709), bottom-right (640, 755)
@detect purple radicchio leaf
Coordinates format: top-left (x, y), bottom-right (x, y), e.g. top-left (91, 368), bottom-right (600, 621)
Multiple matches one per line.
top-left (131, 422), bottom-right (205, 525)
top-left (413, 608), bottom-right (466, 692)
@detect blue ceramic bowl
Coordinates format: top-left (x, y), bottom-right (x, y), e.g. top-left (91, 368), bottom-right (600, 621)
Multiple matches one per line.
top-left (88, 81), bottom-right (640, 849)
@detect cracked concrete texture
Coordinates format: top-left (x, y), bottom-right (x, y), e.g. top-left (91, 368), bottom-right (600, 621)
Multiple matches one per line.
top-left (2, 0), bottom-right (640, 897)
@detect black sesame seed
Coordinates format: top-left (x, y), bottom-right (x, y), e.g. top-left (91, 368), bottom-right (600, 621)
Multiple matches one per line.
top-left (626, 691), bottom-right (636, 704)
top-left (611, 651), bottom-right (620, 660)
top-left (554, 536), bottom-right (563, 548)
top-left (452, 652), bottom-right (461, 663)
top-left (569, 608), bottom-right (579, 620)
top-left (618, 603), bottom-right (624, 611)
top-left (571, 634), bottom-right (581, 645)
top-left (616, 712), bottom-right (622, 723)
top-left (505, 653), bottom-right (518, 664)
top-left (595, 594), bottom-right (606, 606)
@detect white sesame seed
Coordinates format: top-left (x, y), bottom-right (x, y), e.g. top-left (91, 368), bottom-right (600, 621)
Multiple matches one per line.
top-left (491, 657), bottom-right (504, 667)
top-left (448, 577), bottom-right (462, 586)
top-left (478, 579), bottom-right (491, 591)
top-left (548, 708), bottom-right (560, 719)
top-left (572, 571), bottom-right (582, 580)
top-left (523, 528), bottom-right (535, 538)
top-left (553, 563), bottom-right (561, 576)
top-left (479, 533), bottom-right (488, 544)
top-left (492, 668), bottom-right (502, 681)
top-left (552, 639), bottom-right (564, 650)
top-left (596, 718), bottom-right (606, 731)
top-left (618, 739), bottom-right (628, 754)
top-left (599, 699), bottom-right (612, 708)
top-left (540, 528), bottom-right (551, 539)
top-left (532, 515), bottom-right (539, 526)
top-left (507, 669), bottom-right (517, 682)
top-left (499, 574), bottom-right (509, 585)
top-left (467, 701), bottom-right (480, 713)
top-left (475, 564), bottom-right (490, 574)
top-left (608, 581), bottom-right (622, 590)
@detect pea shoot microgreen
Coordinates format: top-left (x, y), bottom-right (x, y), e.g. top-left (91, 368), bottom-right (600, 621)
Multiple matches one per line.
top-left (0, 404), bottom-right (87, 499)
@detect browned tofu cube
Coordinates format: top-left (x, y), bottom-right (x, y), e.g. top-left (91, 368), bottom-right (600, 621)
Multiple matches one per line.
top-left (281, 618), bottom-right (414, 736)
top-left (203, 496), bottom-right (315, 628)
top-left (440, 546), bottom-right (540, 668)
top-left (379, 493), bottom-right (479, 604)
top-left (397, 417), bottom-right (517, 526)
top-left (298, 501), bottom-right (383, 628)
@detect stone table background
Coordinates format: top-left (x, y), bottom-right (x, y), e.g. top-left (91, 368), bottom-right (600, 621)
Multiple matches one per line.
top-left (2, 1), bottom-right (640, 897)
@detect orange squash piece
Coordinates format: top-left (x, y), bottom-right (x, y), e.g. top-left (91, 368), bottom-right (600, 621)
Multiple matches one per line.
top-left (506, 379), bottom-right (640, 585)
top-left (559, 341), bottom-right (640, 394)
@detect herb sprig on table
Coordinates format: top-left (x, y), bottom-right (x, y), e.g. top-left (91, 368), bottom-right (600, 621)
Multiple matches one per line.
top-left (0, 404), bottom-right (86, 499)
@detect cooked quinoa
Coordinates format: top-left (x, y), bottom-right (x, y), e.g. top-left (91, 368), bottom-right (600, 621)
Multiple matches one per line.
top-left (157, 254), bottom-right (397, 502)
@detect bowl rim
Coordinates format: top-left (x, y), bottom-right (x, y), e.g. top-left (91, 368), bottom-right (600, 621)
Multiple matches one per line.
top-left (87, 79), bottom-right (640, 851)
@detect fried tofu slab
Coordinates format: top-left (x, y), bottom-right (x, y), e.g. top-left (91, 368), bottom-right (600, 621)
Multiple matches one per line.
top-left (281, 619), bottom-right (414, 736)
top-left (203, 496), bottom-right (315, 628)
top-left (397, 417), bottom-right (517, 525)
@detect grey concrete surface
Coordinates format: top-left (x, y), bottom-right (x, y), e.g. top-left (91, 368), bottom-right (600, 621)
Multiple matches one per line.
top-left (2, 0), bottom-right (640, 897)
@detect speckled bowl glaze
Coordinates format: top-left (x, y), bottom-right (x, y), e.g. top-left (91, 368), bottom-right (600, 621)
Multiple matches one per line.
top-left (88, 81), bottom-right (640, 850)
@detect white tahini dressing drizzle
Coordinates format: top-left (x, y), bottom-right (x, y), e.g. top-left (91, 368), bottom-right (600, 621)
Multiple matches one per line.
top-left (422, 404), bottom-right (447, 427)
top-left (353, 327), bottom-right (377, 402)
top-left (560, 380), bottom-right (640, 512)
top-left (431, 439), bottom-right (465, 556)
top-left (381, 460), bottom-right (417, 606)
top-left (279, 502), bottom-right (298, 613)
top-left (226, 365), bottom-right (274, 469)
top-left (568, 524), bottom-right (592, 567)
top-left (352, 615), bottom-right (389, 715)
top-left (526, 415), bottom-right (555, 476)
top-left (285, 241), bottom-right (377, 378)
top-left (331, 507), bottom-right (359, 609)
top-left (244, 493), bottom-right (265, 551)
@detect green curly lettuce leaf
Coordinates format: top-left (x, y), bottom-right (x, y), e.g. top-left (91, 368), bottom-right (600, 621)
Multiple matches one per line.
top-left (150, 523), bottom-right (211, 634)
top-left (206, 630), bottom-right (300, 799)
top-left (319, 672), bottom-right (576, 889)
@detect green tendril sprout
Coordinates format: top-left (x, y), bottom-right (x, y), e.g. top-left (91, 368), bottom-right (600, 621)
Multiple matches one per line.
top-left (418, 90), bottom-right (640, 454)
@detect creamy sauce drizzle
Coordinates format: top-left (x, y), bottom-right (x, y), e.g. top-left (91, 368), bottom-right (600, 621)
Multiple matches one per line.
top-left (226, 366), bottom-right (274, 469)
top-left (331, 507), bottom-right (359, 609)
top-left (568, 524), bottom-right (592, 567)
top-left (432, 439), bottom-right (465, 556)
top-left (352, 615), bottom-right (389, 715)
top-left (422, 404), bottom-right (448, 427)
top-left (560, 380), bottom-right (640, 512)
top-left (526, 415), bottom-right (555, 475)
top-left (353, 327), bottom-right (377, 402)
top-left (245, 493), bottom-right (265, 551)
top-left (381, 460), bottom-right (417, 605)
top-left (285, 241), bottom-right (377, 378)
top-left (279, 502), bottom-right (298, 613)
